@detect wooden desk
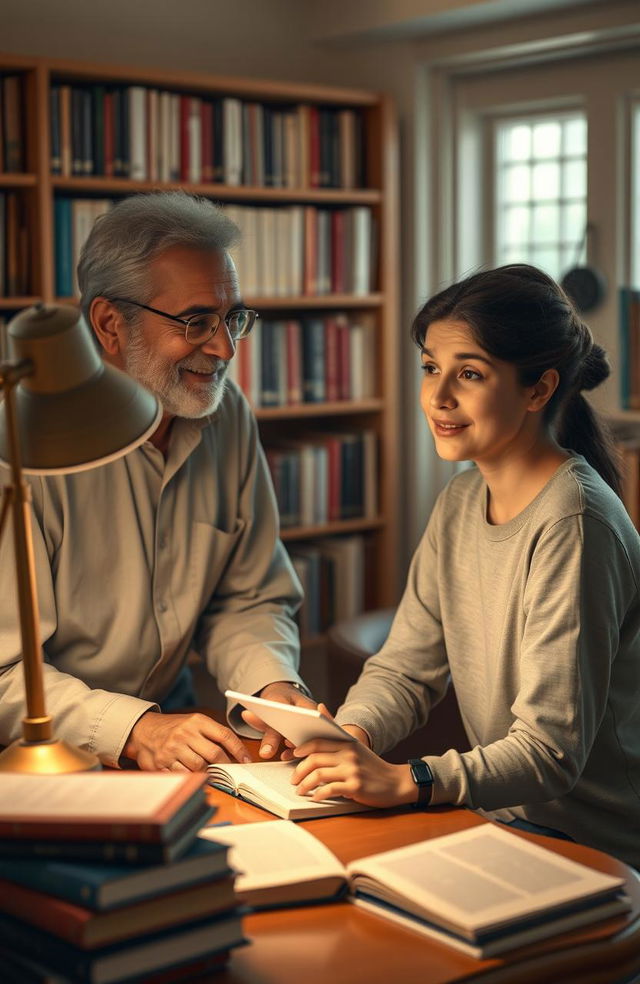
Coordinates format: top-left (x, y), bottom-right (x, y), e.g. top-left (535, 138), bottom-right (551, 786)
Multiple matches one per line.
top-left (202, 769), bottom-right (640, 984)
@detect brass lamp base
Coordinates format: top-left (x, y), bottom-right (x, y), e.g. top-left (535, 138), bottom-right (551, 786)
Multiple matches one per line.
top-left (0, 738), bottom-right (101, 773)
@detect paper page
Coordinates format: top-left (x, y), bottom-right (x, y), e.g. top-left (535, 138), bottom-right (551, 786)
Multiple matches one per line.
top-left (199, 820), bottom-right (344, 889)
top-left (349, 824), bottom-right (625, 934)
top-left (211, 761), bottom-right (354, 811)
top-left (0, 774), bottom-right (187, 819)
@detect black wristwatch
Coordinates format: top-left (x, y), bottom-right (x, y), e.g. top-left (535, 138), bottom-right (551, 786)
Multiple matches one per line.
top-left (408, 758), bottom-right (434, 807)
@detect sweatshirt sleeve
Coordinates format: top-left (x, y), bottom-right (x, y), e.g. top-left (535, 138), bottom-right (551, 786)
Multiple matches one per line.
top-left (335, 495), bottom-right (451, 752)
top-left (426, 513), bottom-right (634, 810)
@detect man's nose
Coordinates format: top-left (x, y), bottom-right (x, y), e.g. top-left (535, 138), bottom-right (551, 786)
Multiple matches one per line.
top-left (200, 324), bottom-right (236, 361)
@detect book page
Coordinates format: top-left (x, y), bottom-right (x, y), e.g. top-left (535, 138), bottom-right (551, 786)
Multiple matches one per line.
top-left (199, 820), bottom-right (344, 890)
top-left (209, 761), bottom-right (356, 811)
top-left (0, 774), bottom-right (188, 819)
top-left (348, 823), bottom-right (625, 934)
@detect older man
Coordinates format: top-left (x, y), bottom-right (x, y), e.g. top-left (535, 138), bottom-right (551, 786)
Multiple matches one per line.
top-left (0, 191), bottom-right (311, 770)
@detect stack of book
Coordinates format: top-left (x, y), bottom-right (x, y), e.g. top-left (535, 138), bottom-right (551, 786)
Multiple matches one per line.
top-left (0, 772), bottom-right (245, 983)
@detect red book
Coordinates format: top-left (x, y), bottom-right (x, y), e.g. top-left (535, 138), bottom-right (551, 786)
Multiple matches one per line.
top-left (0, 876), bottom-right (236, 949)
top-left (309, 105), bottom-right (321, 188)
top-left (335, 313), bottom-right (351, 400)
top-left (103, 91), bottom-right (114, 177)
top-left (324, 316), bottom-right (340, 403)
top-left (0, 772), bottom-right (208, 844)
top-left (331, 209), bottom-right (346, 294)
top-left (201, 100), bottom-right (214, 183)
top-left (325, 436), bottom-right (342, 522)
top-left (237, 333), bottom-right (252, 402)
top-left (179, 94), bottom-right (190, 182)
top-left (286, 319), bottom-right (302, 404)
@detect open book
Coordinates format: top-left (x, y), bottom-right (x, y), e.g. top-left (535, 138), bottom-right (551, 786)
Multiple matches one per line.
top-left (200, 820), bottom-right (630, 957)
top-left (207, 761), bottom-right (369, 820)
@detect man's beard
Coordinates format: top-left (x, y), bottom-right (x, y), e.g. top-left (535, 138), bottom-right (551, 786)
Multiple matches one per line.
top-left (123, 327), bottom-right (228, 419)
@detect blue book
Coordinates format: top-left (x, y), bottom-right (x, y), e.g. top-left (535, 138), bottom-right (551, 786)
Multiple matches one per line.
top-left (0, 836), bottom-right (228, 911)
top-left (54, 197), bottom-right (73, 298)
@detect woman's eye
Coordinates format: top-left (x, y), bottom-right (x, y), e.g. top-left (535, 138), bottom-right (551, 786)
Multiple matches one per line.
top-left (420, 362), bottom-right (437, 374)
top-left (461, 368), bottom-right (482, 381)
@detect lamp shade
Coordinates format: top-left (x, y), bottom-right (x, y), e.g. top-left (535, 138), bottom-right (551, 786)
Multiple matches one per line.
top-left (0, 304), bottom-right (161, 474)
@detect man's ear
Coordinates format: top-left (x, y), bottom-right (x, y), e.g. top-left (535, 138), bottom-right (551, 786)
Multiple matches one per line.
top-left (527, 368), bottom-right (560, 412)
top-left (90, 297), bottom-right (126, 360)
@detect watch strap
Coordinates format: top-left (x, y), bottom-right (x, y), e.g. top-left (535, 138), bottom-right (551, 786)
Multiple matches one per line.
top-left (408, 757), bottom-right (434, 807)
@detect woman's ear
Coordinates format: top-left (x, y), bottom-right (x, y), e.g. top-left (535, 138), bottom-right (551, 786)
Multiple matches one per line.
top-left (528, 369), bottom-right (560, 412)
top-left (90, 297), bottom-right (126, 361)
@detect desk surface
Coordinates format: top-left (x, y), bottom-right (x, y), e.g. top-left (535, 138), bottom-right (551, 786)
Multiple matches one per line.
top-left (202, 756), bottom-right (640, 984)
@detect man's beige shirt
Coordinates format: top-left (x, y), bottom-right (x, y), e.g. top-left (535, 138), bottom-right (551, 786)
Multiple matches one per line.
top-left (0, 382), bottom-right (303, 765)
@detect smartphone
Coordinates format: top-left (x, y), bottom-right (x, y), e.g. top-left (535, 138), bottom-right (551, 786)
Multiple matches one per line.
top-left (225, 690), bottom-right (355, 747)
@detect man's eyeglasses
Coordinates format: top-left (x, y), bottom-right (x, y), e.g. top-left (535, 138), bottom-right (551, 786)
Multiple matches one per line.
top-left (108, 298), bottom-right (258, 345)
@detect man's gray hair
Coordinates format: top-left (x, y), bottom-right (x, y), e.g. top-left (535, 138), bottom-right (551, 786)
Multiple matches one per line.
top-left (78, 191), bottom-right (241, 325)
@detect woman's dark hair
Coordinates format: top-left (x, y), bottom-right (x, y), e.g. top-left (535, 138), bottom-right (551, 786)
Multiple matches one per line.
top-left (411, 264), bottom-right (622, 496)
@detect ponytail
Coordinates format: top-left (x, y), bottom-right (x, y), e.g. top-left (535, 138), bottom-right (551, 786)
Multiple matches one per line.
top-left (557, 394), bottom-right (622, 497)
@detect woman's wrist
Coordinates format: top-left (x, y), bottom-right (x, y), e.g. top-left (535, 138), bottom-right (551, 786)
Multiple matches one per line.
top-left (341, 723), bottom-right (372, 747)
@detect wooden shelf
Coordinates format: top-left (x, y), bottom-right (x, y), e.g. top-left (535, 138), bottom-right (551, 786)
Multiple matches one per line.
top-left (0, 297), bottom-right (41, 310)
top-left (280, 516), bottom-right (384, 541)
top-left (55, 294), bottom-right (383, 310)
top-left (0, 173), bottom-right (37, 188)
top-left (255, 399), bottom-right (383, 420)
top-left (51, 177), bottom-right (382, 205)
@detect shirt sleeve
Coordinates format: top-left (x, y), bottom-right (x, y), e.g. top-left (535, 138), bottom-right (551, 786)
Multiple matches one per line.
top-left (0, 479), bottom-right (157, 768)
top-left (425, 513), bottom-right (634, 810)
top-left (194, 402), bottom-right (304, 736)
top-left (334, 495), bottom-right (451, 752)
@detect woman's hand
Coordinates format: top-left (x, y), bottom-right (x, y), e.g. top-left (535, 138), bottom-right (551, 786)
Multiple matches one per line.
top-left (290, 704), bottom-right (418, 809)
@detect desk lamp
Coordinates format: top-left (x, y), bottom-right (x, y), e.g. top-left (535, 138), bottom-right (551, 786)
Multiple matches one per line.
top-left (0, 303), bottom-right (161, 773)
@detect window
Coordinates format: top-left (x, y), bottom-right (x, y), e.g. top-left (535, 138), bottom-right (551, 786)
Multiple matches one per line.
top-left (494, 112), bottom-right (587, 281)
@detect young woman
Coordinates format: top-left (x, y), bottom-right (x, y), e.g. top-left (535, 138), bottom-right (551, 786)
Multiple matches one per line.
top-left (290, 264), bottom-right (640, 869)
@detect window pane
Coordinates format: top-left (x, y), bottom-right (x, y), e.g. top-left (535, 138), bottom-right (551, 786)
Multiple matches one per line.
top-left (532, 161), bottom-right (560, 199)
top-left (531, 246), bottom-right (561, 277)
top-left (503, 205), bottom-right (530, 244)
top-left (563, 159), bottom-right (587, 199)
top-left (564, 117), bottom-right (587, 156)
top-left (503, 124), bottom-right (531, 161)
top-left (561, 202), bottom-right (586, 245)
top-left (503, 164), bottom-right (530, 201)
top-left (533, 121), bottom-right (561, 159)
top-left (531, 204), bottom-right (560, 243)
top-left (501, 245), bottom-right (530, 264)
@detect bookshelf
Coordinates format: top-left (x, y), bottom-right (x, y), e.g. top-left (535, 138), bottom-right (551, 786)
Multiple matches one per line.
top-left (0, 52), bottom-right (400, 642)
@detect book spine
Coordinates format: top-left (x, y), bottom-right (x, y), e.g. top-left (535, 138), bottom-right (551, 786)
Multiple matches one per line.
top-left (59, 84), bottom-right (72, 177)
top-left (54, 197), bottom-right (73, 298)
top-left (50, 85), bottom-right (61, 174)
top-left (302, 319), bottom-right (325, 403)
top-left (91, 85), bottom-right (105, 176)
top-left (2, 76), bottom-right (23, 172)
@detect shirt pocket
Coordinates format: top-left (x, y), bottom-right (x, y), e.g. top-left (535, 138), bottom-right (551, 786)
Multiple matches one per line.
top-left (189, 519), bottom-right (246, 610)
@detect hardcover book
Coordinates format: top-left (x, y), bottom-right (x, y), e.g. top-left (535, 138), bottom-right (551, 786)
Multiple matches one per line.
top-left (201, 820), bottom-right (629, 957)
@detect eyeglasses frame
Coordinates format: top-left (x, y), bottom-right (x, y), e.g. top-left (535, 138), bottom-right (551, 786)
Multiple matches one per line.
top-left (107, 297), bottom-right (258, 344)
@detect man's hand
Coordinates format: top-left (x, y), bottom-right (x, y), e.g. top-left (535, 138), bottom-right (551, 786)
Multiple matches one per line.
top-left (239, 681), bottom-right (317, 760)
top-left (123, 711), bottom-right (253, 772)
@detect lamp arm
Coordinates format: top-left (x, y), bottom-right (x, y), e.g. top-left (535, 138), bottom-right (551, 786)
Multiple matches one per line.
top-left (1, 366), bottom-right (52, 742)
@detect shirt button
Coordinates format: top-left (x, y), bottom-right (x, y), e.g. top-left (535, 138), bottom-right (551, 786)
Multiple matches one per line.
top-left (158, 601), bottom-right (167, 613)
top-left (159, 538), bottom-right (167, 550)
